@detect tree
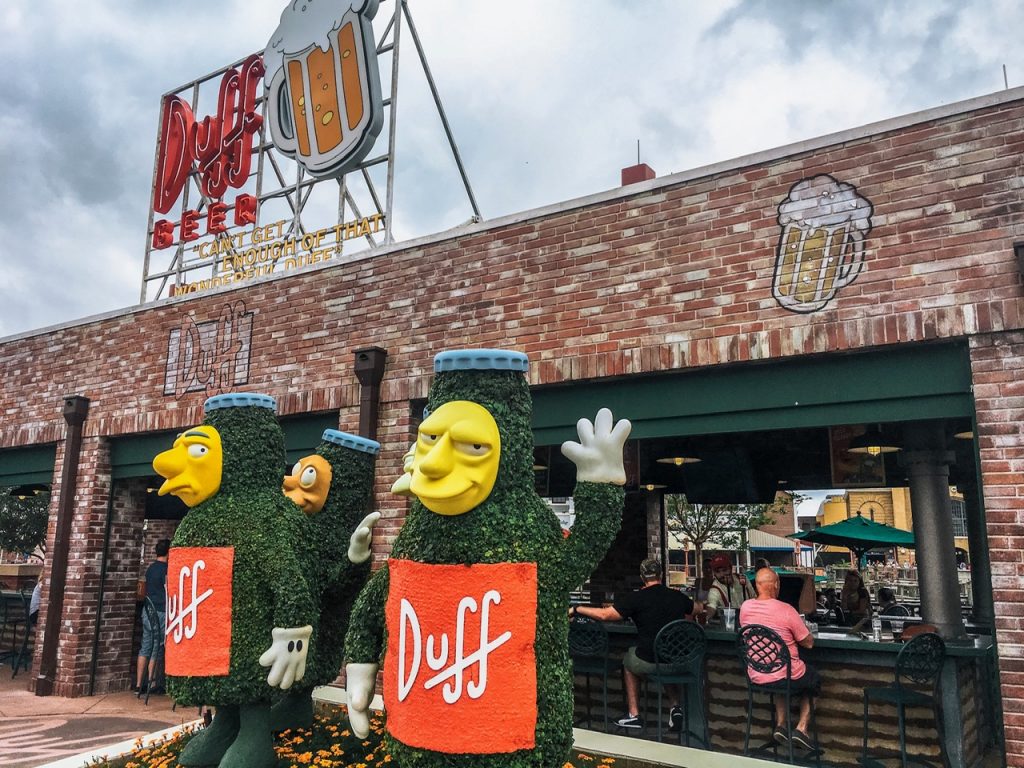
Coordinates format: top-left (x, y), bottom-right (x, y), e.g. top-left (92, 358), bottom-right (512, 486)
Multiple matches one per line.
top-left (0, 491), bottom-right (50, 561)
top-left (664, 492), bottom-right (799, 571)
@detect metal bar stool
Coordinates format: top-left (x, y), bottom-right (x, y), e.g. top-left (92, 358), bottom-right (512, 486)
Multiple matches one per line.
top-left (861, 631), bottom-right (948, 768)
top-left (11, 588), bottom-right (35, 678)
top-left (738, 624), bottom-right (822, 767)
top-left (1, 591), bottom-right (26, 667)
top-left (644, 619), bottom-right (709, 747)
top-left (568, 615), bottom-right (613, 730)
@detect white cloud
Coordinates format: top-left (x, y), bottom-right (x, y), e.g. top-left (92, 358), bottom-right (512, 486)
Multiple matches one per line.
top-left (2, 0), bottom-right (1024, 337)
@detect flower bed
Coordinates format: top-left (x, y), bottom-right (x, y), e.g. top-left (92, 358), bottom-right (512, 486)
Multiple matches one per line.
top-left (86, 705), bottom-right (617, 768)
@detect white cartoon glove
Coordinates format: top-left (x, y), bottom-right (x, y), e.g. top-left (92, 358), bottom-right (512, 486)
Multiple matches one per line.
top-left (346, 662), bottom-right (379, 738)
top-left (561, 408), bottom-right (632, 485)
top-left (258, 625), bottom-right (312, 689)
top-left (348, 511), bottom-right (381, 564)
top-left (390, 443), bottom-right (416, 496)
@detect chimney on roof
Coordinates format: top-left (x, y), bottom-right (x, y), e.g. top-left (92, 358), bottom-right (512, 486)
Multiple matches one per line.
top-left (621, 162), bottom-right (656, 186)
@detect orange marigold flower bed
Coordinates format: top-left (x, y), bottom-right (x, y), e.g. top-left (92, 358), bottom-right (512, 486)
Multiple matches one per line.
top-left (86, 705), bottom-right (617, 768)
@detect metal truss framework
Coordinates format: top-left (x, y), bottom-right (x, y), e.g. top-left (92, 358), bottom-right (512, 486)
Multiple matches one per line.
top-left (140, 0), bottom-right (480, 303)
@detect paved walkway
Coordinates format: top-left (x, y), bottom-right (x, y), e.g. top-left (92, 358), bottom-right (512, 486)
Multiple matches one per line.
top-left (0, 671), bottom-right (196, 768)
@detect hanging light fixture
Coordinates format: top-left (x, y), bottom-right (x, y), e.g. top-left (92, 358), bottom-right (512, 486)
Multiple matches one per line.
top-left (641, 483), bottom-right (667, 492)
top-left (847, 425), bottom-right (901, 456)
top-left (9, 484), bottom-right (47, 500)
top-left (655, 455), bottom-right (701, 466)
top-left (953, 429), bottom-right (974, 440)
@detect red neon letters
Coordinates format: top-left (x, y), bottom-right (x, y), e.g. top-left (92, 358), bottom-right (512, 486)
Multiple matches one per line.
top-left (152, 54), bottom-right (264, 250)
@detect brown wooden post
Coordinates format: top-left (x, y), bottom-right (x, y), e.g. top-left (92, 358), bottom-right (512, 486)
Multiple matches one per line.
top-left (35, 395), bottom-right (90, 697)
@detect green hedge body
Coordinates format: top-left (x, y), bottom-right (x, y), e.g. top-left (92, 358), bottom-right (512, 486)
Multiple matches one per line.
top-left (345, 368), bottom-right (624, 768)
top-left (292, 439), bottom-right (376, 691)
top-left (168, 405), bottom-right (318, 707)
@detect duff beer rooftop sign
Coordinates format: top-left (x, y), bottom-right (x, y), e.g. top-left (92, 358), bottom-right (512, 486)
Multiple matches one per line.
top-left (150, 0), bottom-right (384, 296)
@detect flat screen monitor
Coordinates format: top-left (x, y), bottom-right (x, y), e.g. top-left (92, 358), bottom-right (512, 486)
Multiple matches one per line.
top-left (778, 574), bottom-right (814, 615)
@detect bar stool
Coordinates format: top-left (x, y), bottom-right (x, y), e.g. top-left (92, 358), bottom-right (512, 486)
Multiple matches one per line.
top-left (738, 624), bottom-right (822, 767)
top-left (568, 615), bottom-right (613, 730)
top-left (861, 632), bottom-right (947, 768)
top-left (11, 589), bottom-right (34, 678)
top-left (1, 591), bottom-right (26, 665)
top-left (644, 619), bottom-right (708, 747)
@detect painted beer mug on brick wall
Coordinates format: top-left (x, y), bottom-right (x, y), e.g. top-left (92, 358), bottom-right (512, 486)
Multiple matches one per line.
top-left (264, 0), bottom-right (384, 178)
top-left (772, 174), bottom-right (874, 313)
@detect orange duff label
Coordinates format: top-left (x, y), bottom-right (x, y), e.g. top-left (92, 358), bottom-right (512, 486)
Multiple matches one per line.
top-left (384, 560), bottom-right (538, 754)
top-left (165, 547), bottom-right (233, 676)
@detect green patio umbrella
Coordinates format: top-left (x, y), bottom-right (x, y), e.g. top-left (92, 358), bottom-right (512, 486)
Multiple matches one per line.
top-left (790, 513), bottom-right (915, 565)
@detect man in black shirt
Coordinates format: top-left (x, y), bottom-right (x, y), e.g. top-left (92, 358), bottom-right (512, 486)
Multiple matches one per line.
top-left (572, 558), bottom-right (695, 729)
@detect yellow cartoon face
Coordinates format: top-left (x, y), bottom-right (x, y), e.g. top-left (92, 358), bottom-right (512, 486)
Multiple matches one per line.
top-left (409, 400), bottom-right (501, 516)
top-left (153, 426), bottom-right (223, 507)
top-left (283, 455), bottom-right (333, 514)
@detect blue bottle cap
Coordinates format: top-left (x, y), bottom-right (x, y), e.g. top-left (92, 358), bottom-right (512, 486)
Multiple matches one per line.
top-left (322, 429), bottom-right (381, 455)
top-left (204, 393), bottom-right (278, 413)
top-left (433, 349), bottom-right (529, 373)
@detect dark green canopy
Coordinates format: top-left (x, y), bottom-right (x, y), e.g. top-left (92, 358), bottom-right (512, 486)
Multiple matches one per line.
top-left (790, 513), bottom-right (915, 558)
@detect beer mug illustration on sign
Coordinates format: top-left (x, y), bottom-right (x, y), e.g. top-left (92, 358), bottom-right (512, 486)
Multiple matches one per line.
top-left (264, 0), bottom-right (384, 178)
top-left (772, 174), bottom-right (874, 313)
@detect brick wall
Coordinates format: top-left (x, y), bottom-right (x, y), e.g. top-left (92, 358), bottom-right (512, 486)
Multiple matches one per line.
top-left (970, 332), bottom-right (1024, 765)
top-left (0, 89), bottom-right (1022, 763)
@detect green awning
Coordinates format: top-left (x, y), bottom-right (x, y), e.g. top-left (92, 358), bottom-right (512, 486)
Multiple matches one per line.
top-left (531, 342), bottom-right (972, 444)
top-left (0, 444), bottom-right (57, 487)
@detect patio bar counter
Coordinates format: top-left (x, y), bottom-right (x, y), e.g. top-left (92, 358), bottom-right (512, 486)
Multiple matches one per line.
top-left (572, 622), bottom-right (997, 768)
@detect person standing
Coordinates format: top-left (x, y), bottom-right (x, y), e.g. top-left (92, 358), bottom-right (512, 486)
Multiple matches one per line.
top-left (572, 558), bottom-right (696, 730)
top-left (840, 569), bottom-right (872, 628)
top-left (29, 580), bottom-right (41, 625)
top-left (740, 568), bottom-right (820, 751)
top-left (705, 554), bottom-right (755, 621)
top-left (135, 538), bottom-right (169, 694)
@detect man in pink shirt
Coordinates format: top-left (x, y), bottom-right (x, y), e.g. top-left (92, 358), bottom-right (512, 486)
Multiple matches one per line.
top-left (739, 568), bottom-right (820, 751)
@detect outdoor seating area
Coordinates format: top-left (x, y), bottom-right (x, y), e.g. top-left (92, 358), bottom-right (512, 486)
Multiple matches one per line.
top-left (568, 611), bottom-right (996, 768)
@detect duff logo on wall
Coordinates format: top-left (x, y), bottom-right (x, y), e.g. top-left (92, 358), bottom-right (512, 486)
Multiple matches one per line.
top-left (385, 560), bottom-right (538, 754)
top-left (772, 174), bottom-right (874, 313)
top-left (163, 301), bottom-right (254, 398)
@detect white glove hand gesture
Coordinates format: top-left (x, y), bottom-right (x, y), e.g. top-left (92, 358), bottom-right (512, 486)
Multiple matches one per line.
top-left (346, 662), bottom-right (379, 738)
top-left (390, 443), bottom-right (416, 496)
top-left (348, 511), bottom-right (381, 564)
top-left (258, 625), bottom-right (312, 689)
top-left (561, 408), bottom-right (632, 485)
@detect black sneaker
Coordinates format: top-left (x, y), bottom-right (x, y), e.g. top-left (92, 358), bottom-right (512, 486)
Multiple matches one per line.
top-left (669, 705), bottom-right (683, 730)
top-left (615, 713), bottom-right (643, 729)
top-left (773, 726), bottom-right (789, 746)
top-left (790, 728), bottom-right (816, 751)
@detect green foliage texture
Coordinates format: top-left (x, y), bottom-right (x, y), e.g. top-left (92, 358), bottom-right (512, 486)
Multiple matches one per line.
top-left (0, 491), bottom-right (49, 558)
top-left (345, 367), bottom-right (624, 768)
top-left (168, 404), bottom-right (317, 706)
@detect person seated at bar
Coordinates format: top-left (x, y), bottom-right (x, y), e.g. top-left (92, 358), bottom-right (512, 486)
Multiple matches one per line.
top-left (706, 554), bottom-right (755, 621)
top-left (740, 568), bottom-right (820, 751)
top-left (572, 558), bottom-right (695, 730)
top-left (840, 570), bottom-right (872, 628)
top-left (877, 586), bottom-right (898, 613)
top-left (694, 558), bottom-right (714, 603)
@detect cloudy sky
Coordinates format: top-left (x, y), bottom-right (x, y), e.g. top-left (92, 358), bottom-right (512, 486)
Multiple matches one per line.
top-left (2, 0), bottom-right (1023, 338)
